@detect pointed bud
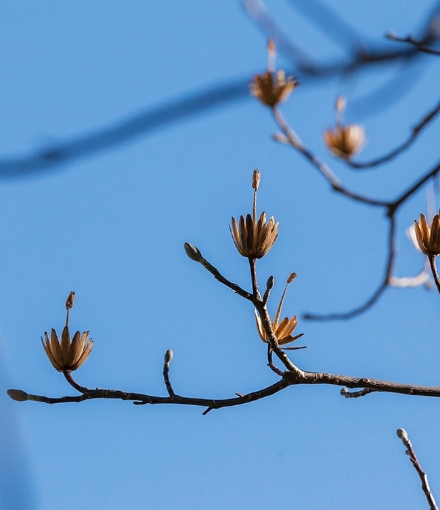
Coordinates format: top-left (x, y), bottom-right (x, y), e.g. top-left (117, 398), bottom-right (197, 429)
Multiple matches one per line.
top-left (184, 243), bottom-right (203, 262)
top-left (164, 349), bottom-right (173, 365)
top-left (266, 275), bottom-right (274, 290)
top-left (7, 389), bottom-right (29, 402)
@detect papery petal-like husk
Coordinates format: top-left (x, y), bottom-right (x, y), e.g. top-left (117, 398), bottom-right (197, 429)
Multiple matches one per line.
top-left (69, 331), bottom-right (83, 367)
top-left (71, 340), bottom-right (93, 370)
top-left (60, 326), bottom-right (71, 366)
top-left (254, 310), bottom-right (267, 342)
top-left (50, 329), bottom-right (63, 367)
top-left (431, 215), bottom-right (440, 251)
top-left (41, 333), bottom-right (63, 371)
top-left (245, 214), bottom-right (254, 254)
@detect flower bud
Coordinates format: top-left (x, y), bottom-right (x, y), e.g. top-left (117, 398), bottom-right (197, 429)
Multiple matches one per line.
top-left (184, 243), bottom-right (203, 262)
top-left (7, 389), bottom-right (29, 402)
top-left (397, 428), bottom-right (409, 441)
top-left (164, 349), bottom-right (173, 365)
top-left (266, 275), bottom-right (274, 290)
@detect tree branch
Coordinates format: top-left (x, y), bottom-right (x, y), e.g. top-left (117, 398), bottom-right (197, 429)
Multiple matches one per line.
top-left (397, 428), bottom-right (439, 510)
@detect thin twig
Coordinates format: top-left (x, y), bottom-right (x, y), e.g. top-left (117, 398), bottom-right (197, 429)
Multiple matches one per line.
top-left (248, 258), bottom-right (261, 300)
top-left (63, 370), bottom-right (90, 393)
top-left (340, 387), bottom-right (376, 398)
top-left (272, 106), bottom-right (389, 208)
top-left (304, 215), bottom-right (395, 320)
top-left (428, 255), bottom-right (440, 293)
top-left (387, 32), bottom-right (440, 56)
top-left (348, 98), bottom-right (440, 169)
top-left (390, 160), bottom-right (440, 213)
top-left (267, 344), bottom-right (284, 377)
top-left (195, 250), bottom-right (254, 302)
top-left (397, 428), bottom-right (439, 510)
top-left (163, 359), bottom-right (176, 397)
top-left (273, 101), bottom-right (440, 321)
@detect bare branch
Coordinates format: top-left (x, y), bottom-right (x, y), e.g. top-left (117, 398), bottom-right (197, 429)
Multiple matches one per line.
top-left (348, 98), bottom-right (440, 169)
top-left (272, 106), bottom-right (389, 208)
top-left (163, 350), bottom-right (176, 397)
top-left (0, 22), bottom-right (429, 179)
top-left (184, 243), bottom-right (254, 302)
top-left (397, 428), bottom-right (439, 510)
top-left (387, 32), bottom-right (440, 56)
top-left (7, 376), bottom-right (293, 412)
top-left (304, 211), bottom-right (395, 321)
top-left (340, 387), bottom-right (376, 398)
top-left (428, 255), bottom-right (440, 293)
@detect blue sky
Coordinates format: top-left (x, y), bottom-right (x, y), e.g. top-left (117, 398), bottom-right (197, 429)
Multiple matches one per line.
top-left (1, 1), bottom-right (440, 509)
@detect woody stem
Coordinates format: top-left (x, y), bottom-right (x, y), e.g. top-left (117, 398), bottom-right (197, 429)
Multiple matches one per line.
top-left (63, 370), bottom-right (90, 393)
top-left (249, 258), bottom-right (261, 300)
top-left (428, 255), bottom-right (440, 293)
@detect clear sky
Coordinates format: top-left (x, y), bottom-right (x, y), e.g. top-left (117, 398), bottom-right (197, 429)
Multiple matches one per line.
top-left (1, 1), bottom-right (440, 509)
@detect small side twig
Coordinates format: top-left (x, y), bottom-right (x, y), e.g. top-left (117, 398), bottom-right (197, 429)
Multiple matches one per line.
top-left (348, 96), bottom-right (440, 169)
top-left (163, 349), bottom-right (176, 397)
top-left (184, 242), bottom-right (254, 301)
top-left (262, 275), bottom-right (274, 305)
top-left (397, 428), bottom-right (438, 510)
top-left (271, 106), bottom-right (389, 208)
top-left (340, 387), bottom-right (376, 398)
top-left (267, 344), bottom-right (284, 377)
top-left (63, 370), bottom-right (90, 394)
top-left (304, 214), bottom-right (395, 321)
top-left (428, 255), bottom-right (440, 293)
top-left (387, 32), bottom-right (440, 56)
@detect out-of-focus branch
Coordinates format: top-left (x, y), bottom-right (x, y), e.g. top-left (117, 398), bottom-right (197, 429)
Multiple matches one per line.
top-left (347, 97), bottom-right (440, 169)
top-left (0, 6), bottom-right (431, 180)
top-left (184, 242), bottom-right (254, 301)
top-left (0, 80), bottom-right (247, 179)
top-left (428, 255), bottom-right (440, 293)
top-left (387, 32), bottom-right (440, 56)
top-left (304, 216), bottom-right (395, 320)
top-left (272, 106), bottom-right (389, 207)
top-left (270, 93), bottom-right (440, 319)
top-left (397, 428), bottom-right (439, 510)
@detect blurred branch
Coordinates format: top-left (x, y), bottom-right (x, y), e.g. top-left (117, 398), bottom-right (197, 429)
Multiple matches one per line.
top-left (243, 0), bottom-right (421, 76)
top-left (0, 80), bottom-right (247, 179)
top-left (272, 106), bottom-right (389, 207)
top-left (397, 428), bottom-right (439, 510)
top-left (347, 97), bottom-right (440, 170)
top-left (428, 255), bottom-right (440, 293)
top-left (271, 89), bottom-right (440, 319)
top-left (0, 3), bottom-right (431, 179)
top-left (387, 31), bottom-right (440, 56)
top-left (284, 0), bottom-right (366, 51)
top-left (304, 216), bottom-right (395, 320)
